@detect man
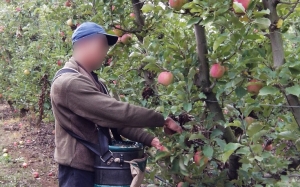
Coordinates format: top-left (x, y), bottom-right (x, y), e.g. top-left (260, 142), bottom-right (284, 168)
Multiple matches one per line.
top-left (50, 22), bottom-right (182, 187)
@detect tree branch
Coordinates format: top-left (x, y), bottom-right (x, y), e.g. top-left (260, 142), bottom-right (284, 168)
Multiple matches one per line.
top-left (282, 0), bottom-right (300, 20)
top-left (194, 24), bottom-right (240, 180)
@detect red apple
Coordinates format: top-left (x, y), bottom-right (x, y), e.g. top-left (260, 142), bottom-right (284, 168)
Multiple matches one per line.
top-left (13, 142), bottom-right (18, 146)
top-left (22, 162), bottom-right (28, 168)
top-left (113, 25), bottom-right (123, 37)
top-left (210, 63), bottom-right (225, 78)
top-left (263, 144), bottom-right (273, 151)
top-left (177, 182), bottom-right (184, 187)
top-left (247, 79), bottom-right (263, 95)
top-left (32, 171), bottom-right (39, 178)
top-left (159, 146), bottom-right (170, 152)
top-left (57, 60), bottom-right (62, 66)
top-left (169, 0), bottom-right (187, 11)
top-left (111, 5), bottom-right (115, 11)
top-left (16, 7), bottom-right (21, 12)
top-left (65, 0), bottom-right (71, 7)
top-left (233, 0), bottom-right (251, 14)
top-left (120, 34), bottom-right (132, 44)
top-left (130, 13), bottom-right (135, 18)
top-left (113, 80), bottom-right (117, 85)
top-left (26, 139), bottom-right (31, 144)
top-left (158, 71), bottom-right (174, 86)
top-left (48, 172), bottom-right (54, 176)
top-left (194, 151), bottom-right (208, 166)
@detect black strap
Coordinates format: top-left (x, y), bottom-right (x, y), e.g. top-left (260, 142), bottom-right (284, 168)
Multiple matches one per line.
top-left (52, 68), bottom-right (119, 164)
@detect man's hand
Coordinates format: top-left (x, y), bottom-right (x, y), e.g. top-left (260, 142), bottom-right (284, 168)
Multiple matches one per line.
top-left (164, 117), bottom-right (183, 134)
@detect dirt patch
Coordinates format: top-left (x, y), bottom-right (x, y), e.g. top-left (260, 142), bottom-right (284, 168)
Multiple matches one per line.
top-left (0, 104), bottom-right (58, 187)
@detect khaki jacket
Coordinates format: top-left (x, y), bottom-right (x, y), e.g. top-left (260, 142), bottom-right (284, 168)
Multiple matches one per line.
top-left (50, 57), bottom-right (165, 171)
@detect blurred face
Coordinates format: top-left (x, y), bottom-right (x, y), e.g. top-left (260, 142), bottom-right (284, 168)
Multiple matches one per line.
top-left (75, 34), bottom-right (109, 70)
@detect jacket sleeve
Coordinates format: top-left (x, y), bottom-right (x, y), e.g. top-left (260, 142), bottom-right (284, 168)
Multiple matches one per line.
top-left (117, 127), bottom-right (155, 147)
top-left (64, 75), bottom-right (165, 128)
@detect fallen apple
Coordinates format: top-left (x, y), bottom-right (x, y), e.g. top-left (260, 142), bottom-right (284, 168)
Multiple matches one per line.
top-left (32, 171), bottom-right (39, 178)
top-left (247, 79), bottom-right (263, 95)
top-left (66, 19), bottom-right (73, 26)
top-left (169, 0), bottom-right (187, 11)
top-left (48, 171), bottom-right (54, 176)
top-left (2, 153), bottom-right (8, 158)
top-left (13, 142), bottom-right (18, 146)
top-left (158, 71), bottom-right (174, 86)
top-left (57, 60), bottom-right (63, 66)
top-left (65, 0), bottom-right (71, 7)
top-left (22, 162), bottom-right (28, 168)
top-left (210, 63), bottom-right (225, 78)
top-left (120, 34), bottom-right (132, 44)
top-left (194, 151), bottom-right (208, 166)
top-left (24, 69), bottom-right (30, 75)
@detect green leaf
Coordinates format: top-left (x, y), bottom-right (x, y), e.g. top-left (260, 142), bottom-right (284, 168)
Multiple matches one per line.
top-left (202, 145), bottom-right (213, 158)
top-left (155, 150), bottom-right (171, 161)
top-left (232, 2), bottom-right (245, 13)
top-left (213, 35), bottom-right (227, 51)
top-left (129, 52), bottom-right (143, 58)
top-left (253, 9), bottom-right (270, 17)
top-left (179, 156), bottom-right (189, 176)
top-left (253, 18), bottom-right (271, 29)
top-left (277, 131), bottom-right (298, 140)
top-left (215, 138), bottom-right (226, 148)
top-left (286, 85), bottom-right (300, 97)
top-left (198, 92), bottom-right (206, 99)
top-left (183, 102), bottom-right (192, 112)
top-left (222, 143), bottom-right (243, 163)
top-left (189, 133), bottom-right (205, 141)
top-left (235, 86), bottom-right (248, 98)
top-left (247, 123), bottom-right (264, 137)
top-left (224, 143), bottom-right (243, 152)
top-left (141, 56), bottom-right (156, 63)
top-left (210, 129), bottom-right (223, 139)
top-left (187, 17), bottom-right (201, 27)
top-left (141, 3), bottom-right (154, 13)
top-left (225, 120), bottom-right (241, 128)
top-left (258, 86), bottom-right (279, 96)
top-left (295, 138), bottom-right (300, 151)
top-left (143, 62), bottom-right (161, 72)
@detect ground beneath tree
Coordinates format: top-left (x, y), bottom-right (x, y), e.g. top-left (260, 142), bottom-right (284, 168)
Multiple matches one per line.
top-left (0, 103), bottom-right (57, 187)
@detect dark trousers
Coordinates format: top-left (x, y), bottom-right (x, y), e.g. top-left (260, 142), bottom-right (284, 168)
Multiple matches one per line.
top-left (58, 164), bottom-right (94, 187)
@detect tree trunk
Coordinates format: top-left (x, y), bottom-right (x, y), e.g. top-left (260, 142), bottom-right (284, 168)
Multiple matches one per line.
top-left (194, 24), bottom-right (240, 180)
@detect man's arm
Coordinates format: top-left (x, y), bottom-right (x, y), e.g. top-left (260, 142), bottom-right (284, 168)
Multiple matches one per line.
top-left (63, 75), bottom-right (165, 128)
top-left (117, 127), bottom-right (155, 146)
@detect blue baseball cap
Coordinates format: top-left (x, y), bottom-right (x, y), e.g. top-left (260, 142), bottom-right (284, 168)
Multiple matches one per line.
top-left (72, 22), bottom-right (118, 46)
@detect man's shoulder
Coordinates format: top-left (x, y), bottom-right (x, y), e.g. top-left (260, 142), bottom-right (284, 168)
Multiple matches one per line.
top-left (52, 72), bottom-right (92, 90)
